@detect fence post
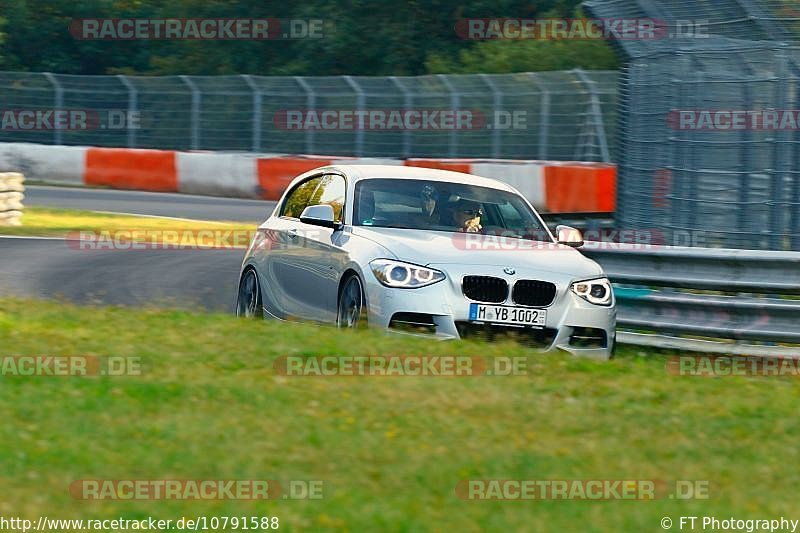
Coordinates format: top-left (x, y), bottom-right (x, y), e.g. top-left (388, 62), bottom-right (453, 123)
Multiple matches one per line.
top-left (389, 76), bottom-right (412, 158)
top-left (295, 76), bottom-right (315, 154)
top-left (667, 54), bottom-right (686, 243)
top-left (528, 73), bottom-right (549, 160)
top-left (437, 74), bottom-right (461, 158)
top-left (791, 60), bottom-right (800, 251)
top-left (738, 58), bottom-right (755, 249)
top-left (685, 57), bottom-right (702, 241)
top-left (574, 69), bottom-right (611, 162)
top-left (117, 75), bottom-right (138, 148)
top-left (480, 74), bottom-right (502, 158)
top-left (242, 75), bottom-right (262, 153)
top-left (343, 75), bottom-right (365, 156)
top-left (770, 48), bottom-right (789, 250)
top-left (43, 73), bottom-right (64, 145)
top-left (180, 75), bottom-right (201, 150)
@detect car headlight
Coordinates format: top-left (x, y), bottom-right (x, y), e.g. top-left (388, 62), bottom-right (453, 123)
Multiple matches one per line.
top-left (571, 277), bottom-right (613, 306)
top-left (369, 259), bottom-right (445, 288)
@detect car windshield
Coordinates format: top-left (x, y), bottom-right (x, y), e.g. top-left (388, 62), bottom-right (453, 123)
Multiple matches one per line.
top-left (353, 178), bottom-right (551, 241)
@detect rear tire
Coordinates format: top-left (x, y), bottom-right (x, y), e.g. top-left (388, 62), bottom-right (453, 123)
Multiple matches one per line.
top-left (337, 274), bottom-right (367, 329)
top-left (236, 269), bottom-right (263, 319)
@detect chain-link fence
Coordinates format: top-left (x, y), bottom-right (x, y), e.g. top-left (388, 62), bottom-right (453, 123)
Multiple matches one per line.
top-left (584, 0), bottom-right (800, 251)
top-left (0, 70), bottom-right (617, 162)
top-left (617, 39), bottom-right (800, 251)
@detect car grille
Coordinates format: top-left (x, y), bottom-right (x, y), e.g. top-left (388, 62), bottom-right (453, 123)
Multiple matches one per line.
top-left (455, 322), bottom-right (558, 349)
top-left (512, 279), bottom-right (557, 307)
top-left (462, 276), bottom-right (508, 303)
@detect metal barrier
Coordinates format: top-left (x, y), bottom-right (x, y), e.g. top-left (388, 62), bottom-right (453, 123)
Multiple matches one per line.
top-left (583, 243), bottom-right (800, 357)
top-left (0, 70), bottom-right (617, 161)
top-left (0, 172), bottom-right (25, 226)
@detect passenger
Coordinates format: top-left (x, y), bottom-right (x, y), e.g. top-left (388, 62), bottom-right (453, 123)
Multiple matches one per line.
top-left (412, 184), bottom-right (442, 227)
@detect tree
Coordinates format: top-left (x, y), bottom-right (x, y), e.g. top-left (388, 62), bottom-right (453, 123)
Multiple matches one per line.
top-left (425, 8), bottom-right (618, 73)
top-left (0, 0), bottom-right (611, 76)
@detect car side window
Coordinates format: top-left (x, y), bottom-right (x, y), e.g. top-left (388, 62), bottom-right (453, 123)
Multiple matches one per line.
top-left (281, 176), bottom-right (323, 219)
top-left (308, 174), bottom-right (346, 223)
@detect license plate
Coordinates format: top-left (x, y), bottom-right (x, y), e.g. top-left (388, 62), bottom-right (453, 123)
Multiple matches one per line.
top-left (469, 303), bottom-right (546, 328)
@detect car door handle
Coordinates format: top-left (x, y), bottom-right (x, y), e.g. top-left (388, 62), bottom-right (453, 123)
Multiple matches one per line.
top-left (287, 229), bottom-right (299, 239)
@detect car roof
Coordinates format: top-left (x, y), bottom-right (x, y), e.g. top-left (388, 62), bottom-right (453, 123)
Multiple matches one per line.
top-left (327, 164), bottom-right (517, 192)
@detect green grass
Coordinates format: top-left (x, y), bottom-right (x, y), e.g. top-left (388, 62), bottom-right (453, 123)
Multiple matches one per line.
top-left (1, 298), bottom-right (798, 531)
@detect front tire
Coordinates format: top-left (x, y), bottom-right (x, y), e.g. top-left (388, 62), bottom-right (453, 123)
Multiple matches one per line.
top-left (236, 269), bottom-right (263, 319)
top-left (337, 274), bottom-right (367, 329)
top-left (609, 331), bottom-right (617, 359)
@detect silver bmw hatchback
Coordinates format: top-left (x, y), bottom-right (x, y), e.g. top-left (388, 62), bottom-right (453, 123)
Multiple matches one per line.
top-left (237, 165), bottom-right (616, 359)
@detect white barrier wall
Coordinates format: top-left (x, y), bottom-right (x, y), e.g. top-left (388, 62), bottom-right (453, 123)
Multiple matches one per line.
top-left (176, 152), bottom-right (261, 197)
top-left (0, 143), bottom-right (85, 184)
top-left (472, 162), bottom-right (546, 209)
top-left (0, 142), bottom-right (616, 213)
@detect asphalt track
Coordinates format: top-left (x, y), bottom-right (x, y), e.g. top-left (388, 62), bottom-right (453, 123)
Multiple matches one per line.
top-left (25, 185), bottom-right (276, 222)
top-left (0, 236), bottom-right (242, 311)
top-left (1, 186), bottom-right (268, 311)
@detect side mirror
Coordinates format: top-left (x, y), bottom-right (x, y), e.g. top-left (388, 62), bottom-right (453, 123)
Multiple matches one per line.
top-left (556, 225), bottom-right (584, 248)
top-left (300, 204), bottom-right (341, 229)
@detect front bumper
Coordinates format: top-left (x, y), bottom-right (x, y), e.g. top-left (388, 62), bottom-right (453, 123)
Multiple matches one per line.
top-left (363, 263), bottom-right (616, 360)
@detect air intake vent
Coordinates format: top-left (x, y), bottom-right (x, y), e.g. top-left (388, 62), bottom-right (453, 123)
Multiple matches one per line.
top-left (569, 327), bottom-right (607, 348)
top-left (389, 312), bottom-right (436, 334)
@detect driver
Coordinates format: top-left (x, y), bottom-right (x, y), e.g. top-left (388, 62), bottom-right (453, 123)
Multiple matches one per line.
top-left (452, 199), bottom-right (483, 233)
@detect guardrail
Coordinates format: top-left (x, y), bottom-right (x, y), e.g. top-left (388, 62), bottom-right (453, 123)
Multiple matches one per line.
top-left (582, 243), bottom-right (800, 357)
top-left (0, 172), bottom-right (24, 226)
